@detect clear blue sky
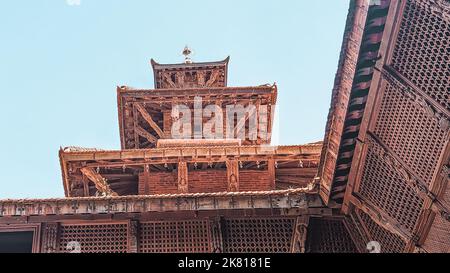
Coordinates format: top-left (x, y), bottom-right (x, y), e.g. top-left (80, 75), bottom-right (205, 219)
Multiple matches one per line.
top-left (0, 0), bottom-right (349, 198)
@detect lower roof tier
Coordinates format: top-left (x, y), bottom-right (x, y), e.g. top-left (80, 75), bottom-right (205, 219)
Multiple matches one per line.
top-left (59, 144), bottom-right (322, 198)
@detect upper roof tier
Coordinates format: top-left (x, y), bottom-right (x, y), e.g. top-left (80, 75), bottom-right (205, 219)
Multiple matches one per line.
top-left (151, 57), bottom-right (230, 89)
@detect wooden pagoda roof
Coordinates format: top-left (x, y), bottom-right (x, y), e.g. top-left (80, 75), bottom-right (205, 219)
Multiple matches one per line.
top-left (59, 143), bottom-right (322, 198)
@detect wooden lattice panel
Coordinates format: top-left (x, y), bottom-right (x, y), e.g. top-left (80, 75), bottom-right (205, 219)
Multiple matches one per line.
top-left (222, 218), bottom-right (294, 253)
top-left (140, 220), bottom-right (211, 253)
top-left (422, 214), bottom-right (450, 253)
top-left (359, 143), bottom-right (424, 233)
top-left (359, 211), bottom-right (406, 253)
top-left (58, 223), bottom-right (128, 253)
top-left (374, 81), bottom-right (448, 186)
top-left (391, 0), bottom-right (450, 110)
top-left (306, 218), bottom-right (358, 253)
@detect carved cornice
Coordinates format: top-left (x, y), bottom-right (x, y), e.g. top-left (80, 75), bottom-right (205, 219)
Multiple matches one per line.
top-left (0, 189), bottom-right (322, 218)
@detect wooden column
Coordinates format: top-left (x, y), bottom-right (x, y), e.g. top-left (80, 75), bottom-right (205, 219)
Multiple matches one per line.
top-left (268, 158), bottom-right (276, 189)
top-left (226, 160), bottom-right (240, 192)
top-left (138, 165), bottom-right (150, 195)
top-left (178, 161), bottom-right (189, 193)
top-left (210, 217), bottom-right (224, 253)
top-left (128, 220), bottom-right (139, 253)
top-left (41, 222), bottom-right (59, 253)
top-left (291, 216), bottom-right (309, 253)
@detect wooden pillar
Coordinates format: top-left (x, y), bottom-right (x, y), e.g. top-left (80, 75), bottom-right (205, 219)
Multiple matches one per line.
top-left (268, 158), bottom-right (276, 189)
top-left (210, 217), bottom-right (224, 253)
top-left (128, 220), bottom-right (139, 253)
top-left (41, 222), bottom-right (59, 253)
top-left (226, 160), bottom-right (240, 192)
top-left (138, 165), bottom-right (150, 195)
top-left (291, 216), bottom-right (309, 253)
top-left (178, 161), bottom-right (189, 193)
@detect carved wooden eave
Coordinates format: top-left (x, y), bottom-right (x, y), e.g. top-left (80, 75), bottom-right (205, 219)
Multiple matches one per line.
top-left (59, 144), bottom-right (322, 197)
top-left (0, 188), bottom-right (324, 219)
top-left (117, 85), bottom-right (278, 149)
top-left (317, 0), bottom-right (370, 206)
top-left (151, 57), bottom-right (230, 89)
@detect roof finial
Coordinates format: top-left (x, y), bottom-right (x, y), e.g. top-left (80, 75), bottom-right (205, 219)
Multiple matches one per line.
top-left (182, 45), bottom-right (193, 64)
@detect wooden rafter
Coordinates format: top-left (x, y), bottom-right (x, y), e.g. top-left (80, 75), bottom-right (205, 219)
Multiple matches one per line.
top-left (80, 167), bottom-right (118, 197)
top-left (135, 103), bottom-right (165, 138)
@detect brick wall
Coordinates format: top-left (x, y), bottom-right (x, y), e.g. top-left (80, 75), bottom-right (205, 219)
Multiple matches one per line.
top-left (139, 169), bottom-right (274, 195)
top-left (189, 170), bottom-right (228, 193)
top-left (240, 170), bottom-right (273, 191)
top-left (139, 172), bottom-right (178, 195)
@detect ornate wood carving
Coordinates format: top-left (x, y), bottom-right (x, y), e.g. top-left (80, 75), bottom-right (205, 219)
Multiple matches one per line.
top-left (318, 0), bottom-right (370, 204)
top-left (178, 162), bottom-right (189, 193)
top-left (210, 217), bottom-right (224, 253)
top-left (41, 223), bottom-right (59, 253)
top-left (128, 220), bottom-right (139, 253)
top-left (381, 66), bottom-right (449, 132)
top-left (415, 0), bottom-right (450, 22)
top-left (226, 160), bottom-right (240, 192)
top-left (80, 167), bottom-right (118, 197)
top-left (291, 216), bottom-right (309, 253)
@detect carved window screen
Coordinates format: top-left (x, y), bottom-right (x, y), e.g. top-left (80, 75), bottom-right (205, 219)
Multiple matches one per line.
top-left (140, 220), bottom-right (212, 253)
top-left (58, 223), bottom-right (128, 253)
top-left (359, 142), bottom-right (424, 233)
top-left (391, 0), bottom-right (450, 110)
top-left (374, 81), bottom-right (448, 186)
top-left (358, 210), bottom-right (406, 253)
top-left (222, 218), bottom-right (295, 253)
top-left (306, 218), bottom-right (358, 253)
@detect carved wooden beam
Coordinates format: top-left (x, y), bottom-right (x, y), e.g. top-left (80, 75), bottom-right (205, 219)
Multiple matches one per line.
top-left (135, 125), bottom-right (158, 144)
top-left (291, 215), bottom-right (309, 253)
top-left (80, 167), bottom-right (118, 197)
top-left (178, 162), bottom-right (189, 193)
top-left (226, 160), bottom-right (240, 192)
top-left (135, 103), bottom-right (165, 138)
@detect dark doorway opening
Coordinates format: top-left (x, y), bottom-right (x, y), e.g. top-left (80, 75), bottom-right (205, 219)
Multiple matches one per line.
top-left (0, 231), bottom-right (34, 253)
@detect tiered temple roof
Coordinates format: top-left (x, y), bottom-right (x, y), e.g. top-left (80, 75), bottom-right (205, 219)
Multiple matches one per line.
top-left (0, 0), bottom-right (448, 253)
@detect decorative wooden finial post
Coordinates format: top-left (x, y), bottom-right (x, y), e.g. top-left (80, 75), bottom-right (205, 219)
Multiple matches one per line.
top-left (182, 46), bottom-right (193, 64)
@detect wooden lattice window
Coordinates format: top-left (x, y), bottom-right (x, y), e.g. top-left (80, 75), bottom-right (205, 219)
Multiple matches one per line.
top-left (374, 81), bottom-right (447, 186)
top-left (358, 210), bottom-right (406, 253)
top-left (306, 218), bottom-right (358, 253)
top-left (391, 0), bottom-right (450, 110)
top-left (359, 143), bottom-right (424, 233)
top-left (58, 223), bottom-right (128, 253)
top-left (140, 220), bottom-right (211, 253)
top-left (222, 218), bottom-right (295, 253)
